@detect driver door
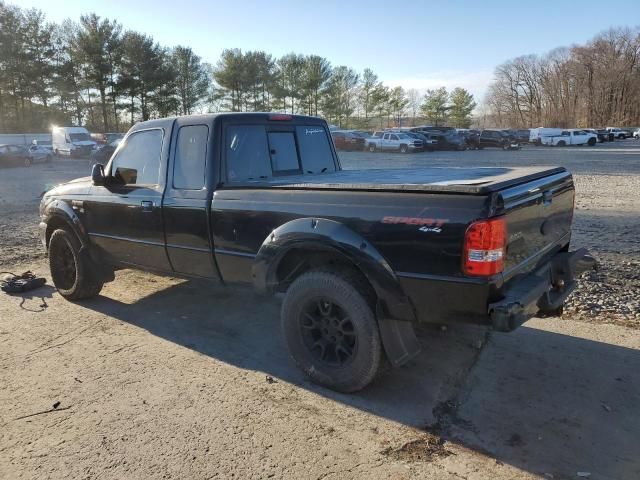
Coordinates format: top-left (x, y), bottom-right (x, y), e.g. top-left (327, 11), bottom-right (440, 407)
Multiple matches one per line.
top-left (83, 128), bottom-right (171, 271)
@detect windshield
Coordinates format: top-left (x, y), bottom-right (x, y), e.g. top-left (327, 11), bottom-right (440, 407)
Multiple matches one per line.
top-left (69, 132), bottom-right (91, 142)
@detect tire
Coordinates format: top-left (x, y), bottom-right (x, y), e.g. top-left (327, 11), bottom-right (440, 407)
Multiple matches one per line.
top-left (368, 144), bottom-right (376, 152)
top-left (24, 157), bottom-right (32, 167)
top-left (49, 228), bottom-right (104, 300)
top-left (587, 137), bottom-right (596, 146)
top-left (46, 154), bottom-right (52, 162)
top-left (399, 144), bottom-right (408, 153)
top-left (557, 140), bottom-right (566, 147)
top-left (281, 269), bottom-right (382, 393)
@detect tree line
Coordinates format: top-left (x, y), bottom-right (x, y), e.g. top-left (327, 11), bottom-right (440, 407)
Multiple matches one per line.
top-left (0, 2), bottom-right (477, 133)
top-left (483, 27), bottom-right (640, 128)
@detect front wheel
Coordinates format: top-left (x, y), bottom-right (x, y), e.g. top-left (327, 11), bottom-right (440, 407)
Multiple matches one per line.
top-left (399, 144), bottom-right (408, 153)
top-left (368, 144), bottom-right (376, 152)
top-left (587, 138), bottom-right (596, 146)
top-left (281, 269), bottom-right (382, 393)
top-left (24, 157), bottom-right (32, 167)
top-left (49, 228), bottom-right (104, 300)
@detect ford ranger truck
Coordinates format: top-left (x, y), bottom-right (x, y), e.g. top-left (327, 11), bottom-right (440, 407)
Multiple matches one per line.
top-left (39, 113), bottom-right (595, 393)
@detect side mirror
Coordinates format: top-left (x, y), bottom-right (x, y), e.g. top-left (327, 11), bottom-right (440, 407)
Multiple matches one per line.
top-left (91, 163), bottom-right (105, 186)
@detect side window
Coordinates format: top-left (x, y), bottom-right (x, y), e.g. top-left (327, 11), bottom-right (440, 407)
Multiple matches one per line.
top-left (226, 125), bottom-right (271, 182)
top-left (268, 132), bottom-right (299, 173)
top-left (391, 134), bottom-right (399, 141)
top-left (173, 125), bottom-right (208, 190)
top-left (561, 131), bottom-right (569, 136)
top-left (111, 129), bottom-right (163, 185)
top-left (383, 133), bottom-right (389, 140)
top-left (296, 126), bottom-right (336, 174)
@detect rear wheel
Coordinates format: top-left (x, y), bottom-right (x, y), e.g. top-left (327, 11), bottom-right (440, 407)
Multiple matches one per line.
top-left (281, 269), bottom-right (382, 393)
top-left (368, 144), bottom-right (376, 152)
top-left (45, 154), bottom-right (52, 162)
top-left (587, 137), bottom-right (596, 146)
top-left (557, 140), bottom-right (566, 147)
top-left (49, 228), bottom-right (103, 300)
top-left (24, 157), bottom-right (32, 167)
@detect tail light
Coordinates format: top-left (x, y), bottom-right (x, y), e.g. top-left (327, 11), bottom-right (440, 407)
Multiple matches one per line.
top-left (463, 217), bottom-right (507, 276)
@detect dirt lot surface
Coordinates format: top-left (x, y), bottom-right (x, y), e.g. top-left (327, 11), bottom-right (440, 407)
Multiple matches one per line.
top-left (1, 142), bottom-right (639, 479)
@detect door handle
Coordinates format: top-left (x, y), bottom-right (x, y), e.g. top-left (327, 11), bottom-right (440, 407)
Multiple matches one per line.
top-left (141, 200), bottom-right (154, 212)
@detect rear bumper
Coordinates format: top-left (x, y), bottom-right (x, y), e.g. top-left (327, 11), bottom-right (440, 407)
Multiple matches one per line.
top-left (489, 248), bottom-right (596, 332)
top-left (397, 247), bottom-right (596, 331)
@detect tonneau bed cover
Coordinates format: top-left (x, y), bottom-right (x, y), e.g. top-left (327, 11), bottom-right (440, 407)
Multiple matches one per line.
top-left (227, 166), bottom-right (568, 195)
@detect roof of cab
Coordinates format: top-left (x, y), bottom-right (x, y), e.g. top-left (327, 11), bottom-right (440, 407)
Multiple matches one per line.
top-left (130, 112), bottom-right (327, 133)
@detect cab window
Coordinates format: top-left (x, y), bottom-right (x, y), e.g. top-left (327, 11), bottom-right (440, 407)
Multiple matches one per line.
top-left (111, 129), bottom-right (163, 185)
top-left (173, 125), bottom-right (208, 190)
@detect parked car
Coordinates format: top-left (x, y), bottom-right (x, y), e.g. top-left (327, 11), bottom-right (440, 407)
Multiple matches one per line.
top-left (529, 128), bottom-right (564, 145)
top-left (91, 132), bottom-right (125, 145)
top-left (28, 140), bottom-right (54, 163)
top-left (0, 144), bottom-right (33, 167)
top-left (90, 139), bottom-right (122, 163)
top-left (365, 132), bottom-right (423, 153)
top-left (429, 130), bottom-right (467, 151)
top-left (504, 129), bottom-right (530, 145)
top-left (606, 127), bottom-right (631, 139)
top-left (385, 130), bottom-right (437, 151)
top-left (52, 126), bottom-right (96, 157)
top-left (584, 129), bottom-right (610, 143)
top-left (478, 130), bottom-right (520, 150)
top-left (633, 128), bottom-right (640, 139)
top-left (540, 129), bottom-right (597, 147)
top-left (458, 129), bottom-right (480, 149)
top-left (39, 112), bottom-right (594, 392)
top-left (331, 130), bottom-right (366, 151)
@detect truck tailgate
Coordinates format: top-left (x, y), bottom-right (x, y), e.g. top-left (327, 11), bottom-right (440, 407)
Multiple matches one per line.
top-left (497, 171), bottom-right (574, 276)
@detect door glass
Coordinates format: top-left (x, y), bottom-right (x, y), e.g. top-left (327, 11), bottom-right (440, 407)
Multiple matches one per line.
top-left (268, 132), bottom-right (299, 173)
top-left (173, 125), bottom-right (208, 190)
top-left (111, 129), bottom-right (163, 185)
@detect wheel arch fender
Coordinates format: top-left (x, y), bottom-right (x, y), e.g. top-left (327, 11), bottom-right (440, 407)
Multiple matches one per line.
top-left (252, 217), bottom-right (420, 367)
top-left (42, 199), bottom-right (89, 248)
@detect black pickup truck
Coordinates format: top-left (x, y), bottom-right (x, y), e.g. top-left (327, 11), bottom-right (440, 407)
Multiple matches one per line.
top-left (40, 113), bottom-right (594, 392)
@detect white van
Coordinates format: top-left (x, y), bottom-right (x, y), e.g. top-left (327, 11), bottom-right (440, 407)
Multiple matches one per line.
top-left (52, 126), bottom-right (96, 157)
top-left (529, 127), bottom-right (564, 145)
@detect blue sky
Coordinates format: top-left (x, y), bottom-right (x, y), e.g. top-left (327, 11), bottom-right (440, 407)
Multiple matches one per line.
top-left (13, 0), bottom-right (640, 100)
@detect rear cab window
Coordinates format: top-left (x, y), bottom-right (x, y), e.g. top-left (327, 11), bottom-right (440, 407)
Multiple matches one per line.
top-left (225, 123), bottom-right (336, 182)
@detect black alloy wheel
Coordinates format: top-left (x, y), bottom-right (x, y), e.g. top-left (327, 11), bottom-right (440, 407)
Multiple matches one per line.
top-left (299, 297), bottom-right (357, 367)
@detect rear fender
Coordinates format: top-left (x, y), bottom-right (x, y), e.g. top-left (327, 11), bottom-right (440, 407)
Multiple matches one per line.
top-left (253, 218), bottom-right (420, 367)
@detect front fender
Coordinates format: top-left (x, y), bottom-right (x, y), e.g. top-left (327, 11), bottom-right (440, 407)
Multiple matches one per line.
top-left (41, 199), bottom-right (89, 248)
top-left (252, 217), bottom-right (415, 324)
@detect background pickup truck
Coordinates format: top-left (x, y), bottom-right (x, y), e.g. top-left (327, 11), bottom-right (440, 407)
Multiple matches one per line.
top-left (40, 113), bottom-right (594, 392)
top-left (365, 131), bottom-right (423, 152)
top-left (541, 129), bottom-right (597, 147)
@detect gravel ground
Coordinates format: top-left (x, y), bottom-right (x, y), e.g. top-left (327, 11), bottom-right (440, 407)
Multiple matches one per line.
top-left (1, 140), bottom-right (639, 479)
